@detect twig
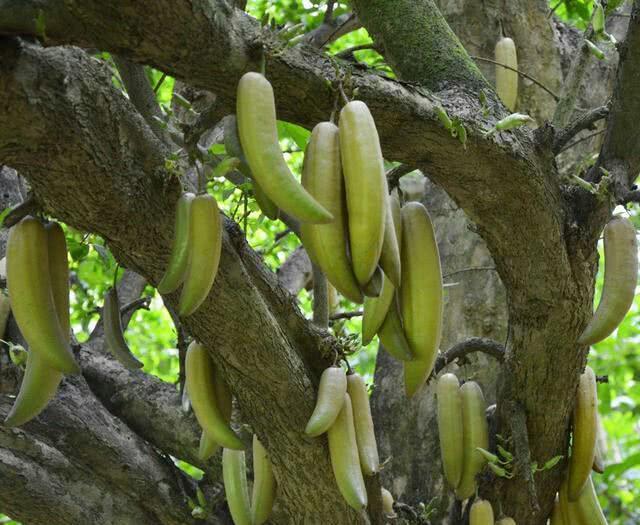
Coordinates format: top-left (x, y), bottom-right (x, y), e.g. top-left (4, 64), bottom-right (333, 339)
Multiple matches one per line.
top-left (312, 264), bottom-right (330, 329)
top-left (553, 29), bottom-right (596, 128)
top-left (274, 228), bottom-right (292, 242)
top-left (2, 196), bottom-right (39, 228)
top-left (153, 72), bottom-right (167, 94)
top-left (470, 56), bottom-right (560, 101)
top-left (330, 310), bottom-right (363, 321)
top-left (305, 12), bottom-right (361, 48)
top-left (323, 0), bottom-right (335, 24)
top-left (548, 0), bottom-right (563, 18)
top-left (120, 297), bottom-right (151, 317)
top-left (558, 129), bottom-right (606, 154)
top-left (553, 105), bottom-right (609, 153)
top-left (443, 266), bottom-right (497, 279)
top-left (386, 164), bottom-right (417, 190)
top-left (508, 401), bottom-right (540, 513)
top-left (596, 375), bottom-right (609, 383)
top-left (335, 43), bottom-right (380, 60)
top-left (433, 337), bottom-right (505, 375)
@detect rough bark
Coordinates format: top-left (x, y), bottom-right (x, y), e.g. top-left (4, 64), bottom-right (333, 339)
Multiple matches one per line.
top-left (0, 0), bottom-right (637, 523)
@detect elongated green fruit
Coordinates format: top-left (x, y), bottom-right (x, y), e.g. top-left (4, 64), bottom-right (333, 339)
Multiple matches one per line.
top-left (157, 192), bottom-right (195, 294)
top-left (347, 373), bottom-right (379, 475)
top-left (455, 381), bottom-right (489, 500)
top-left (593, 410), bottom-right (606, 474)
top-left (550, 495), bottom-right (566, 525)
top-left (379, 195), bottom-right (401, 288)
top-left (198, 370), bottom-right (232, 461)
top-left (224, 115), bottom-right (279, 220)
top-left (305, 366), bottom-right (347, 437)
top-left (495, 37), bottom-right (518, 111)
top-left (496, 519), bottom-right (516, 525)
top-left (0, 292), bottom-right (9, 339)
top-left (4, 351), bottom-right (63, 427)
top-left (436, 373), bottom-right (464, 489)
top-left (378, 300), bottom-right (414, 361)
top-left (400, 202), bottom-right (443, 397)
top-left (199, 431), bottom-right (219, 461)
top-left (299, 122), bottom-right (362, 304)
top-left (185, 341), bottom-right (244, 450)
top-left (390, 190), bottom-right (402, 244)
top-left (573, 475), bottom-right (607, 525)
top-left (339, 100), bottom-right (387, 286)
top-left (222, 448), bottom-right (252, 525)
top-left (251, 435), bottom-right (276, 525)
top-left (179, 194), bottom-right (222, 316)
top-left (5, 222), bottom-right (69, 427)
top-left (470, 499), bottom-right (494, 525)
top-left (45, 222), bottom-right (70, 338)
top-left (579, 216), bottom-right (638, 345)
top-left (559, 477), bottom-right (581, 524)
top-left (568, 366), bottom-right (598, 500)
top-left (362, 265), bottom-right (383, 298)
top-left (362, 276), bottom-right (395, 345)
top-left (381, 488), bottom-right (394, 515)
top-left (6, 217), bottom-right (79, 375)
top-left (103, 288), bottom-right (144, 370)
top-left (236, 73), bottom-right (332, 224)
top-left (327, 393), bottom-right (368, 510)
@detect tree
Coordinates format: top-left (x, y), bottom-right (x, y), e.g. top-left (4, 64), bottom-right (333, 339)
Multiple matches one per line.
top-left (0, 0), bottom-right (638, 524)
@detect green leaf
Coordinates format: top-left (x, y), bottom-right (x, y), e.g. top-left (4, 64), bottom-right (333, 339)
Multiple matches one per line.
top-left (0, 207), bottom-right (10, 228)
top-left (68, 238), bottom-right (90, 261)
top-left (277, 121), bottom-right (310, 150)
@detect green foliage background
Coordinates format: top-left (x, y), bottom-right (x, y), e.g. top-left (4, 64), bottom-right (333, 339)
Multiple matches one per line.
top-left (1, 1), bottom-right (638, 523)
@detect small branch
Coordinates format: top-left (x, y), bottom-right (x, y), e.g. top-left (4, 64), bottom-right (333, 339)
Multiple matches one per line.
top-left (2, 196), bottom-right (38, 228)
top-left (305, 12), bottom-right (361, 48)
top-left (553, 105), bottom-right (609, 153)
top-left (596, 374), bottom-right (609, 383)
top-left (552, 29), bottom-right (596, 128)
top-left (121, 296), bottom-right (151, 317)
top-left (470, 56), bottom-right (560, 101)
top-left (386, 164), bottom-right (417, 191)
top-left (312, 264), bottom-right (330, 329)
top-left (508, 401), bottom-right (540, 513)
top-left (335, 43), bottom-right (380, 60)
top-left (558, 129), bottom-right (606, 154)
top-left (434, 337), bottom-right (505, 375)
top-left (329, 310), bottom-right (363, 321)
top-left (323, 0), bottom-right (335, 24)
top-left (443, 266), bottom-right (497, 279)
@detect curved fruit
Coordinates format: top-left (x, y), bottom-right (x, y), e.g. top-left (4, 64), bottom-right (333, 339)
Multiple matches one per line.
top-left (179, 194), bottom-right (222, 316)
top-left (400, 202), bottom-right (443, 397)
top-left (593, 410), bottom-right (607, 474)
top-left (494, 37), bottom-right (518, 111)
top-left (436, 373), bottom-right (464, 489)
top-left (381, 488), bottom-right (394, 515)
top-left (579, 216), bottom-right (638, 345)
top-left (45, 222), bottom-right (70, 338)
top-left (496, 519), bottom-right (516, 525)
top-left (390, 190), bottom-right (402, 246)
top-left (103, 288), bottom-right (144, 370)
top-left (0, 292), bottom-right (9, 339)
top-left (198, 369), bottom-right (232, 461)
top-left (222, 448), bottom-right (252, 525)
top-left (4, 350), bottom-right (63, 427)
top-left (361, 276), bottom-right (395, 345)
top-left (224, 115), bottom-right (279, 220)
top-left (199, 431), bottom-right (219, 461)
top-left (377, 300), bottom-right (414, 361)
top-left (347, 373), bottom-right (379, 475)
top-left (559, 477), bottom-right (581, 524)
top-left (327, 393), bottom-right (368, 510)
top-left (361, 265), bottom-right (383, 298)
top-left (6, 217), bottom-right (79, 375)
top-left (157, 192), bottom-right (195, 294)
top-left (573, 475), bottom-right (607, 525)
top-left (305, 366), bottom-right (347, 437)
top-left (339, 100), bottom-right (387, 286)
top-left (455, 381), bottom-right (489, 500)
top-left (251, 435), bottom-right (276, 525)
top-left (568, 366), bottom-right (598, 500)
top-left (299, 122), bottom-right (362, 304)
top-left (549, 495), bottom-right (566, 525)
top-left (236, 72), bottom-right (332, 224)
top-left (185, 341), bottom-right (243, 450)
top-left (379, 195), bottom-right (401, 288)
top-left (470, 499), bottom-right (494, 525)
top-left (5, 222), bottom-right (70, 427)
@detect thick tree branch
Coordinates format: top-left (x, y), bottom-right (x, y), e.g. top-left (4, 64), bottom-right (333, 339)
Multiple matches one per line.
top-left (434, 337), bottom-right (505, 376)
